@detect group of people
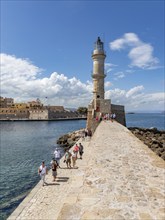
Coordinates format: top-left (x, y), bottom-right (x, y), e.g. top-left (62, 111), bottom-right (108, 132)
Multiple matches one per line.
top-left (96, 112), bottom-right (116, 122)
top-left (38, 143), bottom-right (84, 186)
top-left (81, 129), bottom-right (92, 141)
top-left (64, 143), bottom-right (84, 169)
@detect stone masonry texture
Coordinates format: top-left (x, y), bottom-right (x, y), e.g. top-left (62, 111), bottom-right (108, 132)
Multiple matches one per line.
top-left (8, 121), bottom-right (165, 220)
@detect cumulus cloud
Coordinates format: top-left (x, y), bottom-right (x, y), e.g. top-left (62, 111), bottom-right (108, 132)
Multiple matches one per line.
top-left (1, 53), bottom-right (164, 111)
top-left (126, 85), bottom-right (144, 98)
top-left (0, 53), bottom-right (92, 107)
top-left (109, 33), bottom-right (160, 69)
top-left (105, 86), bottom-right (164, 112)
top-left (105, 81), bottom-right (113, 88)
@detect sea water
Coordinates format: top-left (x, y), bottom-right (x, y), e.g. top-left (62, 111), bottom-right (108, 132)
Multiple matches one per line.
top-left (126, 113), bottom-right (165, 130)
top-left (0, 120), bottom-right (86, 220)
top-left (0, 113), bottom-right (164, 219)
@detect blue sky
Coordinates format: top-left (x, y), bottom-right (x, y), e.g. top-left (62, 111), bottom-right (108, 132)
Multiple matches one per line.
top-left (1, 0), bottom-right (164, 112)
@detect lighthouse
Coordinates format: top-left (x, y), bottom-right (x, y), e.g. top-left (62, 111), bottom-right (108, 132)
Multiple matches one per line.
top-left (86, 37), bottom-right (126, 132)
top-left (87, 37), bottom-right (111, 131)
top-left (92, 37), bottom-right (106, 100)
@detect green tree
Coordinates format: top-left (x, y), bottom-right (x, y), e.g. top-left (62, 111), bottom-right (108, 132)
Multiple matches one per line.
top-left (77, 107), bottom-right (88, 115)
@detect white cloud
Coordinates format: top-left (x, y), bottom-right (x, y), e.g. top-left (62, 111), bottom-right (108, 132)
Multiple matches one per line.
top-left (110, 33), bottom-right (140, 50)
top-left (114, 71), bottom-right (126, 80)
top-left (128, 44), bottom-right (159, 69)
top-left (105, 81), bottom-right (113, 88)
top-left (1, 53), bottom-right (164, 111)
top-left (126, 85), bottom-right (144, 98)
top-left (105, 86), bottom-right (164, 111)
top-left (1, 53), bottom-right (92, 107)
top-left (109, 33), bottom-right (160, 69)
top-left (105, 62), bottom-right (117, 73)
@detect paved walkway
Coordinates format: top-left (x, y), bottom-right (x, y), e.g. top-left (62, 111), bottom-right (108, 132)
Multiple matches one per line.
top-left (8, 121), bottom-right (165, 220)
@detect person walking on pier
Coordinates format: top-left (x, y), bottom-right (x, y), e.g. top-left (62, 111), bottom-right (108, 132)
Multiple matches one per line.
top-left (72, 150), bottom-right (77, 168)
top-left (73, 144), bottom-right (79, 157)
top-left (64, 149), bottom-right (72, 168)
top-left (54, 148), bottom-right (61, 168)
top-left (79, 143), bottom-right (84, 159)
top-left (38, 161), bottom-right (48, 186)
top-left (87, 129), bottom-right (92, 140)
top-left (51, 159), bottom-right (58, 181)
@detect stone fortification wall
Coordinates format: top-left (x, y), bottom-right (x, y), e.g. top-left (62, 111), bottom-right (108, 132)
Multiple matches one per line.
top-left (29, 110), bottom-right (48, 120)
top-left (0, 108), bottom-right (29, 120)
top-left (111, 104), bottom-right (126, 126)
top-left (48, 110), bottom-right (81, 119)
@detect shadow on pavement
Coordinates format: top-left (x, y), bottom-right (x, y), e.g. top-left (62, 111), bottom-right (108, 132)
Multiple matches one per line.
top-left (46, 183), bottom-right (60, 186)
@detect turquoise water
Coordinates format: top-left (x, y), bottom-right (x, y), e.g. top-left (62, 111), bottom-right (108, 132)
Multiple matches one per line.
top-left (0, 120), bottom-right (86, 220)
top-left (0, 114), bottom-right (164, 219)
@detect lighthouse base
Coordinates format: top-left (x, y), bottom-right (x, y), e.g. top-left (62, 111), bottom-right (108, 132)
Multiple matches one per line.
top-left (87, 99), bottom-right (126, 133)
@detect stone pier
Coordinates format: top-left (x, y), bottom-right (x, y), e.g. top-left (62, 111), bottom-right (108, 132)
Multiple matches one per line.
top-left (8, 121), bottom-right (165, 220)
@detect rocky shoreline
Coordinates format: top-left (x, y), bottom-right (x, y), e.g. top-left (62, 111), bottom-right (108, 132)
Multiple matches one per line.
top-left (128, 127), bottom-right (165, 160)
top-left (56, 129), bottom-right (84, 148)
top-left (56, 126), bottom-right (165, 161)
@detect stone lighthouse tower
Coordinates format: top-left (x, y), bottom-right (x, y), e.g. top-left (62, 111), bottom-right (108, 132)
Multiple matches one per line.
top-left (87, 37), bottom-right (111, 131)
top-left (92, 37), bottom-right (106, 100)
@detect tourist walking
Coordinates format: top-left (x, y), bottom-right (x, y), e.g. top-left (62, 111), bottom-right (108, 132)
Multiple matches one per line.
top-left (87, 129), bottom-right (92, 139)
top-left (38, 161), bottom-right (48, 186)
top-left (72, 150), bottom-right (77, 168)
top-left (73, 144), bottom-right (79, 156)
top-left (84, 129), bottom-right (88, 140)
top-left (64, 149), bottom-right (72, 168)
top-left (79, 143), bottom-right (84, 159)
top-left (54, 148), bottom-right (61, 168)
top-left (81, 129), bottom-right (85, 141)
top-left (51, 159), bottom-right (58, 181)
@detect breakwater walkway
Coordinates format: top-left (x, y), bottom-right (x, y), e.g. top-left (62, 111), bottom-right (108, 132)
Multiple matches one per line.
top-left (8, 121), bottom-right (165, 220)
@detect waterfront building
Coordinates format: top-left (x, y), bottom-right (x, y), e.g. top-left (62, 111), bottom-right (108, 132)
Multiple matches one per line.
top-left (27, 99), bottom-right (43, 109)
top-left (0, 96), bottom-right (14, 108)
top-left (11, 102), bottom-right (28, 109)
top-left (0, 108), bottom-right (29, 120)
top-left (29, 109), bottom-right (48, 120)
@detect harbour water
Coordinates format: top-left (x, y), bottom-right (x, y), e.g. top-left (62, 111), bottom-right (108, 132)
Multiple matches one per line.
top-left (0, 120), bottom-right (86, 220)
top-left (126, 113), bottom-right (165, 130)
top-left (0, 113), bottom-right (164, 220)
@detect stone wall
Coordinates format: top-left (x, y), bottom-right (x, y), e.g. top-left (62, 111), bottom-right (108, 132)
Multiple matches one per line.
top-left (29, 110), bottom-right (48, 120)
top-left (111, 104), bottom-right (126, 126)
